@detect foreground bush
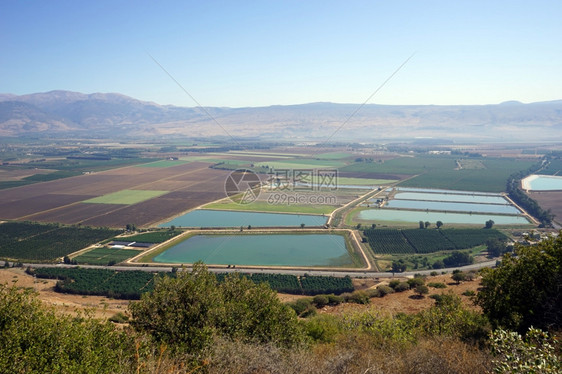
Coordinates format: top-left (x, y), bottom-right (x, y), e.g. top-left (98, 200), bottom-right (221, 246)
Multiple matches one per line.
top-left (0, 284), bottom-right (134, 373)
top-left (130, 262), bottom-right (303, 354)
top-left (490, 327), bottom-right (561, 373)
top-left (477, 234), bottom-right (562, 332)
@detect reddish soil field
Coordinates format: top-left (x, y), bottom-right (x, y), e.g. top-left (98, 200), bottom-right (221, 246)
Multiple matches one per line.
top-left (0, 161), bottom-right (232, 227)
top-left (26, 203), bottom-right (125, 225)
top-left (529, 191), bottom-right (562, 226)
top-left (80, 190), bottom-right (225, 227)
top-left (0, 194), bottom-right (96, 219)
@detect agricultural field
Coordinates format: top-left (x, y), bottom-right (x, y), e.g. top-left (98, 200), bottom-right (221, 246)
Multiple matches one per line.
top-left (341, 156), bottom-right (536, 192)
top-left (118, 230), bottom-right (183, 243)
top-left (539, 158), bottom-right (562, 175)
top-left (0, 156), bottom-right (157, 190)
top-left (0, 221), bottom-right (119, 261)
top-left (31, 267), bottom-right (164, 299)
top-left (362, 227), bottom-right (507, 255)
top-left (255, 158), bottom-right (348, 170)
top-left (528, 191), bottom-right (562, 227)
top-left (73, 247), bottom-right (141, 265)
top-left (0, 161), bottom-right (231, 228)
top-left (31, 267), bottom-right (355, 299)
top-left (84, 189), bottom-right (169, 205)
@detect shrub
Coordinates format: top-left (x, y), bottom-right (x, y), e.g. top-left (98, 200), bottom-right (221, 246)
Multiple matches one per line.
top-left (394, 282), bottom-right (411, 292)
top-left (407, 277), bottom-right (425, 289)
top-left (300, 304), bottom-right (318, 318)
top-left (349, 290), bottom-right (370, 304)
top-left (327, 294), bottom-right (344, 305)
top-left (130, 262), bottom-right (303, 354)
top-left (340, 292), bottom-right (353, 302)
top-left (462, 290), bottom-right (475, 297)
top-left (376, 285), bottom-right (395, 296)
top-left (288, 298), bottom-right (313, 316)
top-left (0, 284), bottom-right (134, 373)
top-left (428, 282), bottom-right (447, 289)
top-left (313, 294), bottom-right (329, 308)
top-left (108, 312), bottom-right (129, 323)
top-left (430, 271), bottom-right (439, 276)
top-left (452, 272), bottom-right (467, 284)
top-left (388, 279), bottom-right (401, 289)
top-left (365, 288), bottom-right (382, 298)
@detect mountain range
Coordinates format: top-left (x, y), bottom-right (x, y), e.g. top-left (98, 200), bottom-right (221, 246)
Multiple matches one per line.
top-left (1, 90), bottom-right (561, 142)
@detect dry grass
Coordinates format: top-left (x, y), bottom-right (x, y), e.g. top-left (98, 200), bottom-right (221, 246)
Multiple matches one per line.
top-left (203, 336), bottom-right (491, 374)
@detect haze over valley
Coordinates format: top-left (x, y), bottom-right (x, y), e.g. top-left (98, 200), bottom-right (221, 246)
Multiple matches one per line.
top-left (1, 90), bottom-right (561, 141)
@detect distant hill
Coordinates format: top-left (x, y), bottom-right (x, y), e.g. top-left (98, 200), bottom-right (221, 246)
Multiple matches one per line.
top-left (1, 90), bottom-right (561, 141)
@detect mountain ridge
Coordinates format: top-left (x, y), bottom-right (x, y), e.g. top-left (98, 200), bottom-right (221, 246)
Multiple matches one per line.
top-left (1, 90), bottom-right (561, 141)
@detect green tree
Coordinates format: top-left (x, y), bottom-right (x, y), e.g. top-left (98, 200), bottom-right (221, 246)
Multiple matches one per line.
top-left (391, 259), bottom-right (407, 273)
top-left (436, 220), bottom-right (443, 229)
top-left (424, 221), bottom-right (431, 229)
top-left (415, 284), bottom-right (429, 297)
top-left (130, 262), bottom-right (302, 354)
top-left (476, 235), bottom-right (562, 332)
top-left (452, 271), bottom-right (467, 285)
top-left (419, 220), bottom-right (425, 229)
top-left (487, 238), bottom-right (507, 257)
top-left (300, 223), bottom-right (305, 229)
top-left (443, 251), bottom-right (473, 267)
top-left (407, 277), bottom-right (425, 289)
top-left (485, 219), bottom-right (495, 229)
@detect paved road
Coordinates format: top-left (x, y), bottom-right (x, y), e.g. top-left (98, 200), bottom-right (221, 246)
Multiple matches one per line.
top-left (5, 259), bottom-right (498, 279)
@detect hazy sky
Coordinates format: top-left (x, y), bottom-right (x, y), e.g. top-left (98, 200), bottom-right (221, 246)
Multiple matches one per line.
top-left (1, 1), bottom-right (561, 107)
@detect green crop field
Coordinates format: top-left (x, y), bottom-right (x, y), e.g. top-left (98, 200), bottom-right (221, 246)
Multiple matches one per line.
top-left (84, 189), bottom-right (169, 205)
top-left (32, 267), bottom-right (355, 299)
top-left (203, 200), bottom-right (336, 215)
top-left (314, 152), bottom-right (353, 160)
top-left (363, 227), bottom-right (508, 255)
top-left (118, 230), bottom-right (183, 243)
top-left (0, 222), bottom-right (120, 261)
top-left (337, 177), bottom-right (397, 185)
top-left (341, 156), bottom-right (454, 175)
top-left (398, 158), bottom-right (536, 192)
top-left (340, 156), bottom-right (536, 192)
top-left (73, 247), bottom-right (140, 265)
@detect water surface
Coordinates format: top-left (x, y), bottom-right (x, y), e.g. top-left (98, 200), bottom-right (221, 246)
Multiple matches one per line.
top-left (154, 234), bottom-right (352, 266)
top-left (357, 209), bottom-right (529, 225)
top-left (386, 199), bottom-right (520, 214)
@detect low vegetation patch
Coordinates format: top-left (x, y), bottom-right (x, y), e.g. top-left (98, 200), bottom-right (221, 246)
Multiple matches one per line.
top-left (0, 221), bottom-right (119, 261)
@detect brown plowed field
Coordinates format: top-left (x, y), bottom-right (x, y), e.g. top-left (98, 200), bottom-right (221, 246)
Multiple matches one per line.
top-left (529, 190), bottom-right (562, 226)
top-left (0, 194), bottom-right (96, 219)
top-left (26, 203), bottom-right (124, 225)
top-left (0, 161), bottom-right (232, 228)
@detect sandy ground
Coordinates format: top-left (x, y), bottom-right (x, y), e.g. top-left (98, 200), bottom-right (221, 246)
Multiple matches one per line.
top-left (1, 268), bottom-right (479, 320)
